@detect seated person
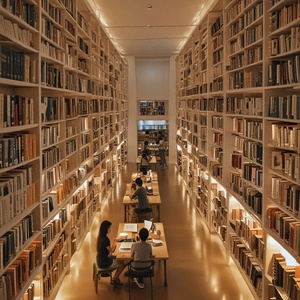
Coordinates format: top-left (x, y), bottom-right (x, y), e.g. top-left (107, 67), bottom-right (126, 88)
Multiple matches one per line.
top-left (130, 178), bottom-right (152, 217)
top-left (96, 220), bottom-right (126, 286)
top-left (143, 141), bottom-right (150, 156)
top-left (130, 227), bottom-right (154, 288)
top-left (140, 153), bottom-right (150, 173)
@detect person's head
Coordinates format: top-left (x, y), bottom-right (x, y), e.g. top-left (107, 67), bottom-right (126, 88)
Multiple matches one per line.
top-left (142, 153), bottom-right (147, 158)
top-left (139, 228), bottom-right (149, 242)
top-left (135, 177), bottom-right (143, 187)
top-left (99, 220), bottom-right (112, 238)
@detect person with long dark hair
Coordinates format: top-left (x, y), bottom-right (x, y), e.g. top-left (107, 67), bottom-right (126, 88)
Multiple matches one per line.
top-left (96, 220), bottom-right (126, 286)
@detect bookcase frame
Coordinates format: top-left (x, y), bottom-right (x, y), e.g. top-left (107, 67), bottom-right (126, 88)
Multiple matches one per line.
top-left (0, 0), bottom-right (128, 299)
top-left (176, 0), bottom-right (300, 299)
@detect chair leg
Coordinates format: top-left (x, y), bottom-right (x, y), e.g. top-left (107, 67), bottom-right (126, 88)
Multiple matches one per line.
top-left (128, 275), bottom-right (131, 300)
top-left (95, 273), bottom-right (99, 294)
top-left (150, 277), bottom-right (153, 300)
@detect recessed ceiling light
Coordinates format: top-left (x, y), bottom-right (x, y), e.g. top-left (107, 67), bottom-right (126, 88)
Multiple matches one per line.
top-left (147, 4), bottom-right (152, 10)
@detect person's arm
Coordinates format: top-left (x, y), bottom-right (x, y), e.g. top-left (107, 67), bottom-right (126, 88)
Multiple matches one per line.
top-left (130, 188), bottom-right (138, 200)
top-left (130, 244), bottom-right (135, 258)
top-left (107, 237), bottom-right (122, 254)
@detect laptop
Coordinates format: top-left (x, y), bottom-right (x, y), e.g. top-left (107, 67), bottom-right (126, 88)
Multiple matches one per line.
top-left (144, 219), bottom-right (152, 231)
top-left (123, 223), bottom-right (138, 232)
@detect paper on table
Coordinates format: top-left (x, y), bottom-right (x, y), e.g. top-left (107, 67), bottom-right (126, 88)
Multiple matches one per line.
top-left (152, 239), bottom-right (163, 246)
top-left (119, 242), bottom-right (133, 252)
top-left (123, 223), bottom-right (138, 232)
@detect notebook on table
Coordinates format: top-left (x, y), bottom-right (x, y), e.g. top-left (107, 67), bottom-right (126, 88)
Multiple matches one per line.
top-left (119, 242), bottom-right (133, 252)
top-left (123, 223), bottom-right (138, 232)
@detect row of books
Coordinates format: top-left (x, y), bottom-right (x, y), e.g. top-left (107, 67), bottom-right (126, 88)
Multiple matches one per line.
top-left (243, 185), bottom-right (262, 216)
top-left (0, 0), bottom-right (37, 28)
top-left (0, 133), bottom-right (37, 169)
top-left (41, 61), bottom-right (63, 88)
top-left (272, 150), bottom-right (300, 180)
top-left (0, 15), bottom-right (33, 48)
top-left (229, 172), bottom-right (243, 196)
top-left (0, 213), bottom-right (34, 269)
top-left (0, 94), bottom-right (34, 128)
top-left (245, 24), bottom-right (263, 47)
top-left (245, 46), bottom-right (263, 65)
top-left (41, 164), bottom-right (63, 194)
top-left (212, 132), bottom-right (223, 147)
top-left (42, 124), bottom-right (61, 147)
top-left (243, 140), bottom-right (263, 164)
top-left (271, 176), bottom-right (300, 213)
top-left (43, 251), bottom-right (68, 298)
top-left (270, 27), bottom-right (300, 56)
top-left (232, 217), bottom-right (264, 262)
top-left (243, 119), bottom-right (263, 141)
top-left (270, 252), bottom-right (300, 300)
top-left (41, 0), bottom-right (62, 24)
top-left (271, 123), bottom-right (300, 150)
top-left (0, 165), bottom-right (35, 227)
top-left (210, 161), bottom-right (223, 179)
top-left (243, 162), bottom-right (263, 188)
top-left (42, 147), bottom-right (62, 170)
top-left (230, 234), bottom-right (262, 296)
top-left (41, 96), bottom-right (64, 123)
top-left (0, 46), bottom-right (34, 82)
top-left (268, 56), bottom-right (300, 86)
top-left (231, 151), bottom-right (242, 169)
top-left (269, 95), bottom-right (300, 120)
top-left (226, 96), bottom-right (263, 116)
top-left (41, 17), bottom-right (63, 47)
top-left (66, 139), bottom-right (78, 156)
top-left (270, 2), bottom-right (300, 32)
top-left (0, 241), bottom-right (41, 300)
top-left (43, 213), bottom-right (67, 251)
top-left (211, 115), bottom-right (223, 130)
top-left (267, 207), bottom-right (300, 254)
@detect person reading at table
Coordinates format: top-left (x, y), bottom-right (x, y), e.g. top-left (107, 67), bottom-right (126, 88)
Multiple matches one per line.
top-left (140, 153), bottom-right (150, 173)
top-left (96, 220), bottom-right (126, 287)
top-left (130, 178), bottom-right (152, 220)
top-left (130, 228), bottom-right (154, 288)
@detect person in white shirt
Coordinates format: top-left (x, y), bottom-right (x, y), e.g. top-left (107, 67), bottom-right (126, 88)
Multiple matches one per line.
top-left (130, 228), bottom-right (154, 288)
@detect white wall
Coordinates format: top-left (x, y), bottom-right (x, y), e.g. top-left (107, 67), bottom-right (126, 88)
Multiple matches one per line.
top-left (126, 56), bottom-right (177, 164)
top-left (136, 58), bottom-right (169, 100)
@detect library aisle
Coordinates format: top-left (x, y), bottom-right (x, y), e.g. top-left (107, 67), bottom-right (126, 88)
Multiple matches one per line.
top-left (56, 163), bottom-right (254, 300)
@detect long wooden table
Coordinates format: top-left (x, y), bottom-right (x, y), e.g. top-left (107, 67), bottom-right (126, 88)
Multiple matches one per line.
top-left (123, 182), bottom-right (161, 222)
top-left (131, 171), bottom-right (158, 182)
top-left (114, 223), bottom-right (169, 286)
top-left (136, 155), bottom-right (157, 171)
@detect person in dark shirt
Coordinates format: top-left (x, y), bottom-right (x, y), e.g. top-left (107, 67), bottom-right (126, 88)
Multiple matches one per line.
top-left (96, 220), bottom-right (126, 286)
top-left (130, 178), bottom-right (152, 219)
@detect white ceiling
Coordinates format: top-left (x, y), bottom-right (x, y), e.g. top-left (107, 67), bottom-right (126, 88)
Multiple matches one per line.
top-left (89, 0), bottom-right (216, 57)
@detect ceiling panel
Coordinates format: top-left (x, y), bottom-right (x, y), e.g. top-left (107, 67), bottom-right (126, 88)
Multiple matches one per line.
top-left (91, 0), bottom-right (215, 57)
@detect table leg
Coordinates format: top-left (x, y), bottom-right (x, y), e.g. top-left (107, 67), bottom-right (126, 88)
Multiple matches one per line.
top-left (163, 259), bottom-right (167, 287)
top-left (124, 206), bottom-right (127, 222)
top-left (157, 205), bottom-right (160, 222)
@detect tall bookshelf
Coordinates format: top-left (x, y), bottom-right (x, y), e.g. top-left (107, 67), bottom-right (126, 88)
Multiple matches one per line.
top-left (176, 0), bottom-right (300, 299)
top-left (0, 0), bottom-right (128, 299)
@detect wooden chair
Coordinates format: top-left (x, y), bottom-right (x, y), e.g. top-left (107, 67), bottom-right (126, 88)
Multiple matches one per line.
top-left (128, 260), bottom-right (155, 300)
top-left (92, 262), bottom-right (117, 294)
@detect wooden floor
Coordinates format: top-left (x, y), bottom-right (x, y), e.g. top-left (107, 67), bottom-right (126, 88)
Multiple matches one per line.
top-left (56, 163), bottom-right (255, 300)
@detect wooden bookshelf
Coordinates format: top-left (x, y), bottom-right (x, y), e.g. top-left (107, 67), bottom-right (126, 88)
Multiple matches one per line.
top-left (0, 0), bottom-right (128, 299)
top-left (176, 0), bottom-right (300, 299)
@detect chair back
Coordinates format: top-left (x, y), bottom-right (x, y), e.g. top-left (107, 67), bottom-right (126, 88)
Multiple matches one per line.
top-left (128, 260), bottom-right (154, 278)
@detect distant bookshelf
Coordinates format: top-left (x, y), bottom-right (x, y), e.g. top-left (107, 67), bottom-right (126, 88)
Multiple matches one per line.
top-left (139, 100), bottom-right (166, 116)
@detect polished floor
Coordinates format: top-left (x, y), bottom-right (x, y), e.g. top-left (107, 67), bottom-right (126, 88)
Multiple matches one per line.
top-left (56, 163), bottom-right (255, 300)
